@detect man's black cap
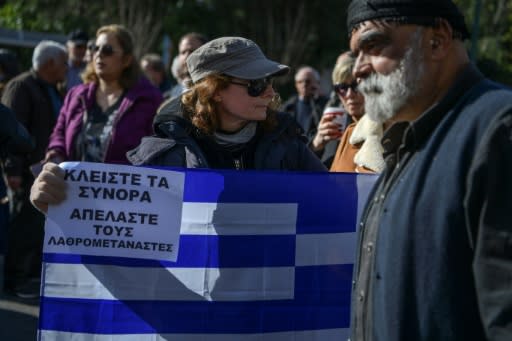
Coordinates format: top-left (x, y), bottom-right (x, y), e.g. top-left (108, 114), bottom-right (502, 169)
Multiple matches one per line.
top-left (347, 0), bottom-right (470, 40)
top-left (67, 29), bottom-right (89, 45)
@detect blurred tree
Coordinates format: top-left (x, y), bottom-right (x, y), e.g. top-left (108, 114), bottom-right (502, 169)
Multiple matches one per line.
top-left (454, 0), bottom-right (512, 84)
top-left (203, 0), bottom-right (350, 88)
top-left (0, 0), bottom-right (348, 64)
top-left (116, 0), bottom-right (169, 57)
top-left (2, 0), bottom-right (511, 87)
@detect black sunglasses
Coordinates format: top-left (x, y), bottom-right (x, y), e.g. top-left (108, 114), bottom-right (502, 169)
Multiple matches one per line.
top-left (91, 44), bottom-right (117, 57)
top-left (333, 80), bottom-right (359, 96)
top-left (229, 77), bottom-right (273, 97)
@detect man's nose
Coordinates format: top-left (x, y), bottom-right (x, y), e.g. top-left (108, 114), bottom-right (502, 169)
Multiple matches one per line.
top-left (353, 53), bottom-right (372, 80)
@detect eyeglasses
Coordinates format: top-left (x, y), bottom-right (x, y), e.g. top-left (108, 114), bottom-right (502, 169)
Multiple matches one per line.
top-left (91, 44), bottom-right (118, 57)
top-left (229, 77), bottom-right (273, 97)
top-left (333, 81), bottom-right (359, 96)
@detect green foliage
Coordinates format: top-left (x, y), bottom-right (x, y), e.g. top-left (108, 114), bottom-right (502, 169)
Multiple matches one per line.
top-left (454, 0), bottom-right (512, 84)
top-left (2, 0), bottom-right (512, 85)
top-left (0, 0), bottom-right (348, 66)
top-left (0, 3), bottom-right (22, 28)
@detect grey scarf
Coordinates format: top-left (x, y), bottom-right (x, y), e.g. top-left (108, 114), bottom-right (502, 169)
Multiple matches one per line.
top-left (213, 122), bottom-right (257, 146)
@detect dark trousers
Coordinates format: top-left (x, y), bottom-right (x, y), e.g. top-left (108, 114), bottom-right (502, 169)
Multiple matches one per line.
top-left (3, 181), bottom-right (45, 292)
top-left (0, 177), bottom-right (8, 254)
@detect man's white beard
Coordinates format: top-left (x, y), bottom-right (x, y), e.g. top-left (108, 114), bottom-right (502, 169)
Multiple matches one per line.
top-left (359, 29), bottom-right (425, 124)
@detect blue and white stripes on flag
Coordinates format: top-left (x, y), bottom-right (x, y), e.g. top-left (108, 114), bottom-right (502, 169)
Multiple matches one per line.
top-left (39, 168), bottom-right (377, 340)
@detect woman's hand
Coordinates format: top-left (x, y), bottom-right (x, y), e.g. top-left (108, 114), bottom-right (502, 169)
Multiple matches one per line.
top-left (311, 114), bottom-right (343, 151)
top-left (30, 162), bottom-right (67, 215)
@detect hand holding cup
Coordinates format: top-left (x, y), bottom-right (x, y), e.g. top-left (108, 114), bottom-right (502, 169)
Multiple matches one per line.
top-left (311, 107), bottom-right (347, 151)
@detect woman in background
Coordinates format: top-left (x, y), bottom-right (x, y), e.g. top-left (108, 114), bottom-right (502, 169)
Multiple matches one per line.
top-left (313, 52), bottom-right (385, 173)
top-left (45, 24), bottom-right (162, 165)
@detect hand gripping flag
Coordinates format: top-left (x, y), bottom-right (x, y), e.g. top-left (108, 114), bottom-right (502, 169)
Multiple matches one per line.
top-left (39, 166), bottom-right (377, 340)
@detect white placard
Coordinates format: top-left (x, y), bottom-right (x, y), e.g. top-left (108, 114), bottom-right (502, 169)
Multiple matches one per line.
top-left (44, 162), bottom-right (185, 262)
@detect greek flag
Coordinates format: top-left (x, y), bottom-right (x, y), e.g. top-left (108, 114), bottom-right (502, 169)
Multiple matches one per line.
top-left (39, 168), bottom-right (377, 340)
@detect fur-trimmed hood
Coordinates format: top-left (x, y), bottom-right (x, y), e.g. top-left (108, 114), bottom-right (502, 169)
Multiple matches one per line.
top-left (349, 115), bottom-right (385, 173)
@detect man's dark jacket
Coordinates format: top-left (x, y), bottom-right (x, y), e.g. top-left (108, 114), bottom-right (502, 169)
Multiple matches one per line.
top-left (351, 65), bottom-right (512, 341)
top-left (1, 70), bottom-right (58, 176)
top-left (1, 70), bottom-right (59, 292)
top-left (281, 94), bottom-right (328, 138)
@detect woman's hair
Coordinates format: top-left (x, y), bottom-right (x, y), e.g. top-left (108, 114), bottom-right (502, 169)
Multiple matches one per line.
top-left (331, 52), bottom-right (356, 84)
top-left (182, 74), bottom-right (279, 135)
top-left (81, 24), bottom-right (140, 89)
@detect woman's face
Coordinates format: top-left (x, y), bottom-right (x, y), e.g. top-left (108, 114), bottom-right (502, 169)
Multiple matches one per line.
top-left (93, 32), bottom-right (132, 82)
top-left (337, 77), bottom-right (365, 119)
top-left (215, 78), bottom-right (275, 132)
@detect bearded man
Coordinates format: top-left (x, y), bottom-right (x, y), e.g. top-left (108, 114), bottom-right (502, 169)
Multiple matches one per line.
top-left (347, 1), bottom-right (512, 341)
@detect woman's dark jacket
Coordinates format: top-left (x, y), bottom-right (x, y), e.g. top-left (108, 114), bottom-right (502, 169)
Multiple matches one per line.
top-left (127, 96), bottom-right (327, 172)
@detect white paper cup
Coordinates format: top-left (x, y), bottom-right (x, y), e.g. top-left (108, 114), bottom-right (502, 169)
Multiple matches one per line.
top-left (323, 107), bottom-right (348, 131)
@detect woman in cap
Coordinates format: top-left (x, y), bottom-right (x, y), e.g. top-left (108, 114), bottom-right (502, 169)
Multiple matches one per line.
top-left (30, 37), bottom-right (326, 213)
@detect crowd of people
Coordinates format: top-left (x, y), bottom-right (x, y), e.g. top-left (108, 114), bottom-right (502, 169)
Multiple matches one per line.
top-left (1, 0), bottom-right (511, 340)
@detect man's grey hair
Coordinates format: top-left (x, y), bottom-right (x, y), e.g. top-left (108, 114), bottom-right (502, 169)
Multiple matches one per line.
top-left (295, 66), bottom-right (320, 82)
top-left (32, 40), bottom-right (67, 70)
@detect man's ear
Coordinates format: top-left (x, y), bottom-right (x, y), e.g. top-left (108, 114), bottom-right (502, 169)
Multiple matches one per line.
top-left (429, 18), bottom-right (454, 60)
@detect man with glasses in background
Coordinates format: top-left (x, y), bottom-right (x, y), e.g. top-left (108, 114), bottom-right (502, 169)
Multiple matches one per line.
top-left (281, 66), bottom-right (330, 164)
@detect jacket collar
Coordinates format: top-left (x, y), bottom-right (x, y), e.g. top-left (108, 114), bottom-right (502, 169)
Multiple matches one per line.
top-left (30, 69), bottom-right (54, 88)
top-left (79, 76), bottom-right (151, 110)
top-left (350, 115), bottom-right (385, 172)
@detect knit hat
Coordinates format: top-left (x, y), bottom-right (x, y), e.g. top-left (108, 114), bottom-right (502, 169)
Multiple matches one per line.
top-left (347, 0), bottom-right (470, 40)
top-left (187, 37), bottom-right (289, 83)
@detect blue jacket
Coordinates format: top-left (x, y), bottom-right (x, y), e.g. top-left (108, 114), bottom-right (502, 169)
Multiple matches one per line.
top-left (351, 65), bottom-right (512, 341)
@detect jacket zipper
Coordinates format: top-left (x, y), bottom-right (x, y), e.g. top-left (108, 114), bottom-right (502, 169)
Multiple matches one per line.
top-left (78, 95), bottom-right (88, 161)
top-left (233, 156), bottom-right (244, 170)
